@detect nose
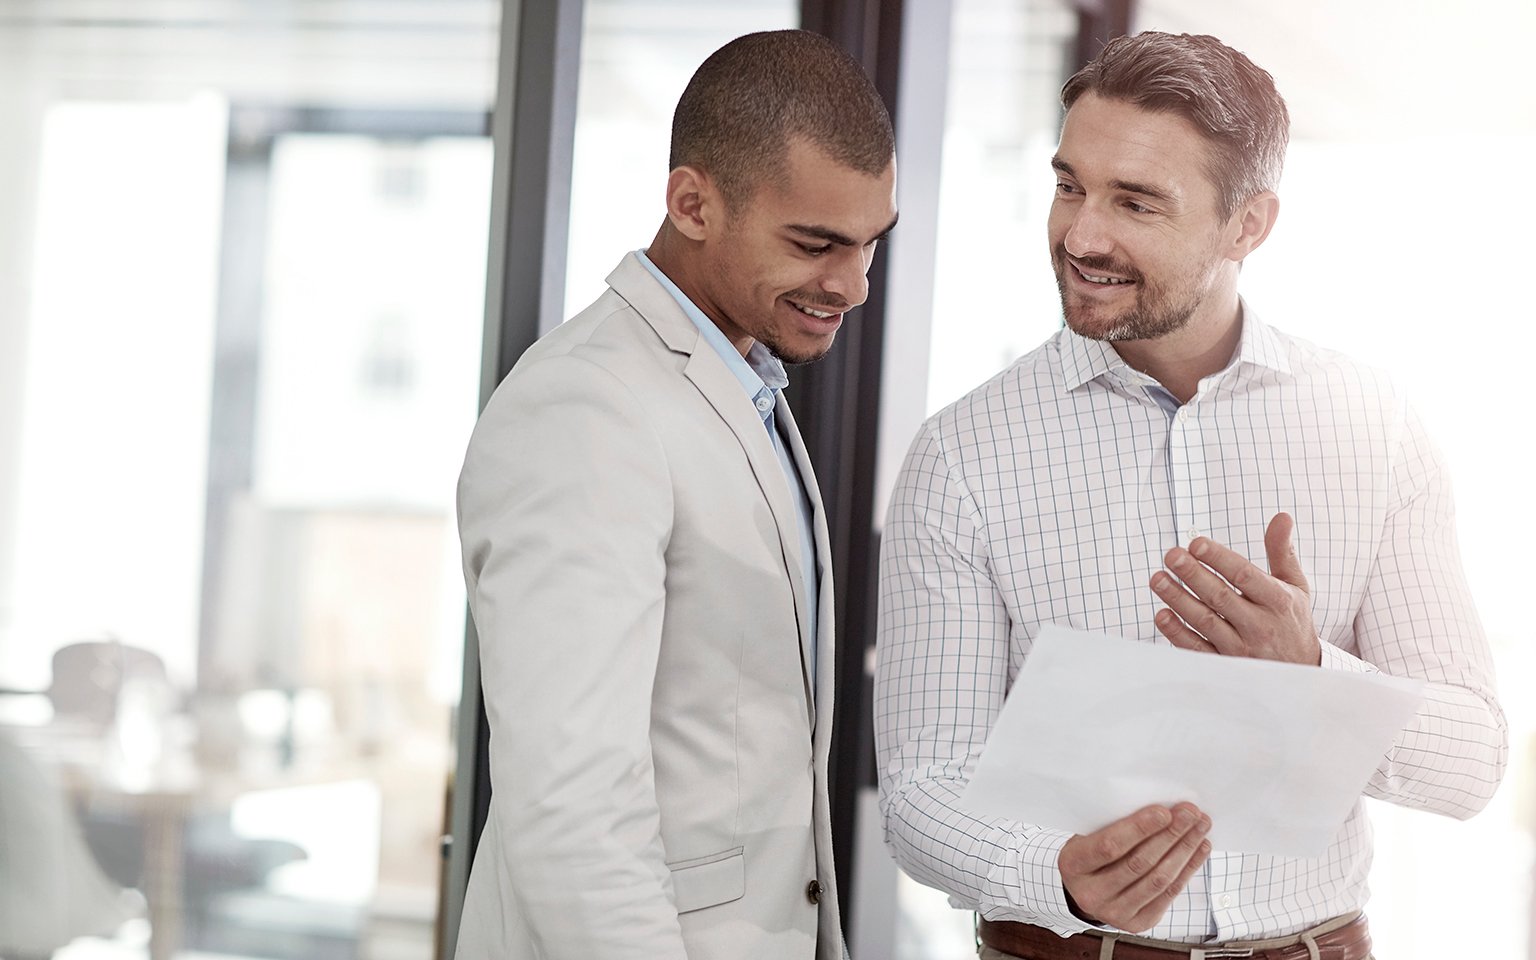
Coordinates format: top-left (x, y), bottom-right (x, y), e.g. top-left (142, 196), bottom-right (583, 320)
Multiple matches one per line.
top-left (1060, 201), bottom-right (1112, 259)
top-left (820, 245), bottom-right (873, 308)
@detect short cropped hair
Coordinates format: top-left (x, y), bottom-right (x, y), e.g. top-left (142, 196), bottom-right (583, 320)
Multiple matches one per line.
top-left (670, 30), bottom-right (895, 210)
top-left (1062, 32), bottom-right (1290, 218)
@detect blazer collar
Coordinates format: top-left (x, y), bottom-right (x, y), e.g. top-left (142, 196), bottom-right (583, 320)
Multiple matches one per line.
top-left (606, 252), bottom-right (702, 356)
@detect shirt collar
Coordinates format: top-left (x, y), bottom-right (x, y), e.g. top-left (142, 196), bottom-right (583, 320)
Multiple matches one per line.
top-left (636, 249), bottom-right (788, 421)
top-left (1231, 302), bottom-right (1291, 377)
top-left (1058, 297), bottom-right (1291, 393)
top-left (1059, 328), bottom-right (1126, 391)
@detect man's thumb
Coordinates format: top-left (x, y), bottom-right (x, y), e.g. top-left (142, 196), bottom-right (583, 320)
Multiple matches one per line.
top-left (1265, 512), bottom-right (1307, 589)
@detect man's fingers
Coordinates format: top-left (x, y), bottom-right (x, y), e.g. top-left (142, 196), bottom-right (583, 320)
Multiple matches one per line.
top-left (1150, 570), bottom-right (1240, 650)
top-left (1060, 804), bottom-right (1211, 932)
top-left (1154, 609), bottom-right (1217, 653)
top-left (1154, 523), bottom-right (1320, 665)
top-left (1061, 805), bottom-right (1174, 873)
top-left (1116, 811), bottom-right (1210, 909)
top-left (1263, 512), bottom-right (1309, 590)
top-left (1177, 540), bottom-right (1287, 611)
top-left (1122, 838), bottom-right (1213, 933)
top-left (1096, 805), bottom-right (1207, 897)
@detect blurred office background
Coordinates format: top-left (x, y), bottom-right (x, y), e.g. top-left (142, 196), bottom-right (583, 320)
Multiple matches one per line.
top-left (0, 2), bottom-right (1530, 960)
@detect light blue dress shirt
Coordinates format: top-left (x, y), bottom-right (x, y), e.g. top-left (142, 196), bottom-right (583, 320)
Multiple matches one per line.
top-left (636, 250), bottom-right (820, 692)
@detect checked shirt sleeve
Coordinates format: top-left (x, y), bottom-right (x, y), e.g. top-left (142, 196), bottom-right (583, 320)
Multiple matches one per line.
top-left (874, 421), bottom-right (1094, 936)
top-left (1338, 402), bottom-right (1508, 817)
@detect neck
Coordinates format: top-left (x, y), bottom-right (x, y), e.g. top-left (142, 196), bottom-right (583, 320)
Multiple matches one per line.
top-left (645, 222), bottom-right (693, 296)
top-left (1110, 290), bottom-right (1243, 404)
top-left (645, 223), bottom-right (753, 357)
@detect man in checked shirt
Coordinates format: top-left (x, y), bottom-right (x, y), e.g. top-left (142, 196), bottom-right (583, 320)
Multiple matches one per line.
top-left (875, 31), bottom-right (1506, 960)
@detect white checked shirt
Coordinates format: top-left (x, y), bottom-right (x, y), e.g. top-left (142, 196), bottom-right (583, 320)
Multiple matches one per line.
top-left (875, 307), bottom-right (1507, 942)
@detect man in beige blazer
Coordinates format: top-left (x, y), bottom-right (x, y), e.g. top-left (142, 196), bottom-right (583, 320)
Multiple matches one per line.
top-left (453, 30), bottom-right (898, 960)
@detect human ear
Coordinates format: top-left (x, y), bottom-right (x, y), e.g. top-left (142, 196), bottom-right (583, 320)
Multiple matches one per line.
top-left (664, 166), bottom-right (722, 242)
top-left (1226, 191), bottom-right (1280, 262)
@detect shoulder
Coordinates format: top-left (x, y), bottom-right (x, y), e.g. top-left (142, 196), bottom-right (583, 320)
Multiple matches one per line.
top-left (463, 291), bottom-right (685, 477)
top-left (916, 332), bottom-right (1066, 464)
top-left (1263, 322), bottom-right (1410, 422)
top-left (521, 288), bottom-right (679, 378)
top-left (485, 290), bottom-right (688, 416)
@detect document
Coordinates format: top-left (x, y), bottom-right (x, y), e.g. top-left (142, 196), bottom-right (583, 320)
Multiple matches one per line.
top-left (959, 624), bottom-right (1424, 858)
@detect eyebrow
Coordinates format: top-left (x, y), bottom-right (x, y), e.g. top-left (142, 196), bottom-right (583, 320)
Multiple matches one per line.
top-left (787, 212), bottom-right (901, 246)
top-left (1052, 157), bottom-right (1177, 204)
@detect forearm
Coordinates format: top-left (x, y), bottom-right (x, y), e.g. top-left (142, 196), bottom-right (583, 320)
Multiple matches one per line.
top-left (493, 788), bottom-right (689, 958)
top-left (1322, 641), bottom-right (1508, 816)
top-left (1337, 401), bottom-right (1509, 816)
top-left (880, 766), bottom-right (1087, 932)
top-left (481, 592), bottom-right (685, 956)
top-left (1377, 679), bottom-right (1507, 816)
top-left (878, 424), bottom-right (1126, 934)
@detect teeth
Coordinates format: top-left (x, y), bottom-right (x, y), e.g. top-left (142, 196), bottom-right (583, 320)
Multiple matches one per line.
top-left (1082, 272), bottom-right (1131, 285)
top-left (793, 303), bottom-right (835, 318)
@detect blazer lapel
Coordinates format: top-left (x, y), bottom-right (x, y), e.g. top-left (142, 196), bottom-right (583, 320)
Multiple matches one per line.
top-left (607, 255), bottom-right (816, 720)
top-left (774, 396), bottom-right (834, 736)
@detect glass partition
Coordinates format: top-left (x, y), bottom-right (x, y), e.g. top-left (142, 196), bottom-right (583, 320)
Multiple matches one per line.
top-left (0, 5), bottom-right (498, 959)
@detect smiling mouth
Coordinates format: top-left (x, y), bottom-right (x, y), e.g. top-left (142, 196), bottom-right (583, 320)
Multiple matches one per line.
top-left (1073, 263), bottom-right (1134, 286)
top-left (789, 300), bottom-right (841, 319)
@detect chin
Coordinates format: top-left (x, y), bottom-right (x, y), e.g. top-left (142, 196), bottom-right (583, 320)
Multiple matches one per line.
top-left (1064, 316), bottom-right (1129, 342)
top-left (762, 334), bottom-right (837, 366)
top-left (1062, 303), bottom-right (1122, 341)
top-left (772, 345), bottom-right (835, 365)
top-left (1063, 298), bottom-right (1190, 344)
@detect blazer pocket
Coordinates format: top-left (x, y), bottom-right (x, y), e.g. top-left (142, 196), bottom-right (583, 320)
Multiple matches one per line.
top-left (668, 846), bottom-right (745, 914)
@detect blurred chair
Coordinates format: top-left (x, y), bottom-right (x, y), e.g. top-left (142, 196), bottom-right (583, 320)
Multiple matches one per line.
top-left (0, 727), bottom-right (134, 960)
top-left (46, 640), bottom-right (173, 729)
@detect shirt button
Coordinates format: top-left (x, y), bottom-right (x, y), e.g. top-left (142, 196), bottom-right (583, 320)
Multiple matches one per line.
top-left (755, 396), bottom-right (773, 411)
top-left (1218, 894), bottom-right (1233, 908)
top-left (806, 879), bottom-right (823, 904)
top-left (1176, 406), bottom-right (1189, 422)
top-left (1185, 528), bottom-right (1201, 542)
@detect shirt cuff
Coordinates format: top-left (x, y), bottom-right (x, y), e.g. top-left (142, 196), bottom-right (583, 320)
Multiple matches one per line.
top-left (980, 828), bottom-right (1106, 936)
top-left (1319, 639), bottom-right (1380, 675)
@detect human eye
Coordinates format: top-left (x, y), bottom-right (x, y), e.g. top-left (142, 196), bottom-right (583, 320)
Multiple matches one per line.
top-left (1054, 180), bottom-right (1081, 196)
top-left (1124, 199), bottom-right (1152, 214)
top-left (796, 242), bottom-right (832, 257)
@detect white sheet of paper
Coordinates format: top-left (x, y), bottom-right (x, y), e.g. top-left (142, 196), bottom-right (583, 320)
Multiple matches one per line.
top-left (960, 624), bottom-right (1424, 858)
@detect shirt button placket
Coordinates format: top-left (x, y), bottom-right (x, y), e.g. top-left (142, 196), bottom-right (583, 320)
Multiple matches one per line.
top-left (1170, 401), bottom-right (1206, 544)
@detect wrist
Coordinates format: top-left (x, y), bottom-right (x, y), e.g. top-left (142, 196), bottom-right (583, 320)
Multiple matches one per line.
top-left (1062, 885), bottom-right (1104, 926)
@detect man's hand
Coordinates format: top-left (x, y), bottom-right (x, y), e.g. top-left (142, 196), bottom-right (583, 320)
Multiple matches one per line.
top-left (1150, 512), bottom-right (1321, 665)
top-left (1058, 803), bottom-right (1212, 933)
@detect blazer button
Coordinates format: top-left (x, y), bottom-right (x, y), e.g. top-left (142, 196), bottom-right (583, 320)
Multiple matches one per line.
top-left (806, 879), bottom-right (823, 904)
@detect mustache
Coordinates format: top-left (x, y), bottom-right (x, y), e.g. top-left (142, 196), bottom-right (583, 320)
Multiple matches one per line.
top-left (786, 291), bottom-right (853, 312)
top-left (1054, 246), bottom-right (1143, 283)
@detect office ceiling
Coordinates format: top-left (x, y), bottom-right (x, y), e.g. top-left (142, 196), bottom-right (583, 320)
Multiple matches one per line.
top-left (0, 0), bottom-right (501, 107)
top-left (2, 0), bottom-right (1529, 137)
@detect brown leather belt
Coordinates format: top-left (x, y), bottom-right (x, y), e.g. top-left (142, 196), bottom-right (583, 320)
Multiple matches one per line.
top-left (978, 912), bottom-right (1370, 960)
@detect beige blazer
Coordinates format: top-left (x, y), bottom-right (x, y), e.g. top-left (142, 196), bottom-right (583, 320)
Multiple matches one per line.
top-left (454, 253), bottom-right (843, 960)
